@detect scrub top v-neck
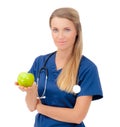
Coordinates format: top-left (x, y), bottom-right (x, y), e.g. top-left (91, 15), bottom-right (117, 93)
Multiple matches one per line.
top-left (28, 52), bottom-right (103, 127)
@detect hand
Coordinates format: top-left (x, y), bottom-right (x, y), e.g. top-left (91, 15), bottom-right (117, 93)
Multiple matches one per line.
top-left (15, 81), bottom-right (37, 93)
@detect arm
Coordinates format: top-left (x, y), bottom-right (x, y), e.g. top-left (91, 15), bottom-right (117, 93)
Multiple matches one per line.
top-left (36, 96), bottom-right (92, 124)
top-left (18, 82), bottom-right (38, 112)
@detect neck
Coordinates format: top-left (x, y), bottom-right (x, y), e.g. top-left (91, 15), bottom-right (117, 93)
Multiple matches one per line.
top-left (56, 49), bottom-right (72, 60)
top-left (55, 50), bottom-right (72, 70)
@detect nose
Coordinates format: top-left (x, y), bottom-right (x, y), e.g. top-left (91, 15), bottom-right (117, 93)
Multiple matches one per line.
top-left (57, 31), bottom-right (64, 39)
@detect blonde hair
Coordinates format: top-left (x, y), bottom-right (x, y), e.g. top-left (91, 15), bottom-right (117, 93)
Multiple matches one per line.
top-left (49, 7), bottom-right (83, 93)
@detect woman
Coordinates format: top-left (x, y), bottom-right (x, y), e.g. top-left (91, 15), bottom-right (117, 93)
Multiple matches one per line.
top-left (17, 7), bottom-right (103, 127)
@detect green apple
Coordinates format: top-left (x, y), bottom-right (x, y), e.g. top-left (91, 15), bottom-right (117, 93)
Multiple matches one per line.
top-left (17, 72), bottom-right (34, 87)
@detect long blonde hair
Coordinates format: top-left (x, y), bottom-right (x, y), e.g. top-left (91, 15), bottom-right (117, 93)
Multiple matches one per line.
top-left (49, 7), bottom-right (83, 93)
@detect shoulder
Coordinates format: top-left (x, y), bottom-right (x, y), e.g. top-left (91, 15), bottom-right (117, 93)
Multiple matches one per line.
top-left (29, 52), bottom-right (56, 74)
top-left (30, 52), bottom-right (55, 69)
top-left (80, 55), bottom-right (97, 68)
top-left (79, 55), bottom-right (98, 75)
top-left (35, 52), bottom-right (55, 62)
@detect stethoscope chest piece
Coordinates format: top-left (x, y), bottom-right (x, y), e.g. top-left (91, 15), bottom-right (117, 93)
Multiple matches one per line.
top-left (73, 84), bottom-right (81, 93)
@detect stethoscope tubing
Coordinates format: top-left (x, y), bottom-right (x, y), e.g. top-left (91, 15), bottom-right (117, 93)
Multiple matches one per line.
top-left (37, 52), bottom-right (56, 99)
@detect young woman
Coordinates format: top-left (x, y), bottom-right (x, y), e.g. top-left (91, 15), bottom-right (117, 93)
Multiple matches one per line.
top-left (17, 7), bottom-right (103, 127)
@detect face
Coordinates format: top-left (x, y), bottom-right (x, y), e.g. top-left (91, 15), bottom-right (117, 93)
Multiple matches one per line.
top-left (50, 17), bottom-right (77, 52)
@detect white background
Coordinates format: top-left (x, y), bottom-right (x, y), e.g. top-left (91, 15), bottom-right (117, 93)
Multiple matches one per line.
top-left (0, 0), bottom-right (120, 126)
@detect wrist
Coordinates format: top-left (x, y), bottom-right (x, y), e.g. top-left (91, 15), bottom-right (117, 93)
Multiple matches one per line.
top-left (36, 100), bottom-right (42, 112)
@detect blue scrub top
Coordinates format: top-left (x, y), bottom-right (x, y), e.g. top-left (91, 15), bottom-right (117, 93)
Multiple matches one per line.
top-left (29, 52), bottom-right (103, 127)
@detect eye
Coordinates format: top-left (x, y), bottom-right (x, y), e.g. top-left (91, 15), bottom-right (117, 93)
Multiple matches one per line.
top-left (64, 28), bottom-right (71, 32)
top-left (52, 28), bottom-right (58, 33)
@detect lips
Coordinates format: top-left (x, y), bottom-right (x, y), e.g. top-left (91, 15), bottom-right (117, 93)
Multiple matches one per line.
top-left (57, 41), bottom-right (66, 44)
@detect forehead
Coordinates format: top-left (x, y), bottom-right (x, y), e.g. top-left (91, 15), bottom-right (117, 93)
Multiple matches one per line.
top-left (51, 17), bottom-right (74, 28)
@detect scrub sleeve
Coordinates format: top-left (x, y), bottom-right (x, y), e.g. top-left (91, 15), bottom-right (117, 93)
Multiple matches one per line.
top-left (77, 56), bottom-right (103, 100)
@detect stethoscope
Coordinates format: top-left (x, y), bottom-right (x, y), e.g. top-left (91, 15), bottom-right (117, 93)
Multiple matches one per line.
top-left (37, 52), bottom-right (56, 99)
top-left (37, 51), bottom-right (81, 99)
